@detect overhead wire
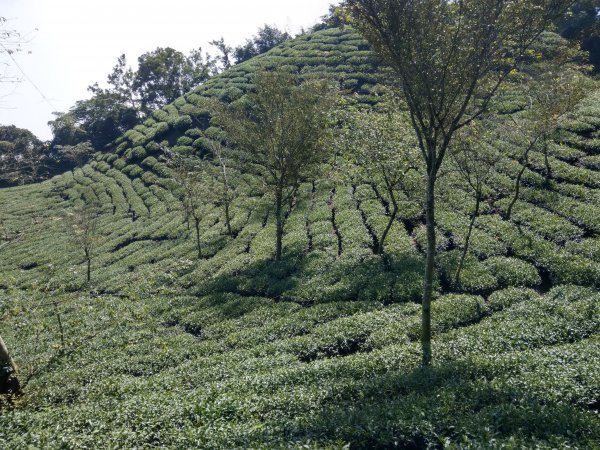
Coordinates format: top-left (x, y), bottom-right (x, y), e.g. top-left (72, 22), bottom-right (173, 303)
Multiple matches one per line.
top-left (0, 42), bottom-right (57, 110)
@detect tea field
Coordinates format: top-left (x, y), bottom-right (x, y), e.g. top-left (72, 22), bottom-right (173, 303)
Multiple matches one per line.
top-left (0, 27), bottom-right (599, 448)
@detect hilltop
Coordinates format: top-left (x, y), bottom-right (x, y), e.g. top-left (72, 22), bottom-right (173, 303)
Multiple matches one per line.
top-left (0, 27), bottom-right (599, 448)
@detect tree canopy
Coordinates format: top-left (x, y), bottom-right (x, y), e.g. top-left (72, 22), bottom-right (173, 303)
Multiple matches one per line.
top-left (232, 24), bottom-right (292, 64)
top-left (133, 47), bottom-right (217, 116)
top-left (214, 69), bottom-right (335, 261)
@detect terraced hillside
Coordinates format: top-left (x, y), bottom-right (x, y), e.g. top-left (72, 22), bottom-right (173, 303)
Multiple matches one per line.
top-left (0, 27), bottom-right (599, 448)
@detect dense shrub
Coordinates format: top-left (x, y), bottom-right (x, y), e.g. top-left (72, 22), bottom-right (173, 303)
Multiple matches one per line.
top-left (484, 256), bottom-right (541, 288)
top-left (487, 287), bottom-right (541, 312)
top-left (174, 115), bottom-right (193, 130)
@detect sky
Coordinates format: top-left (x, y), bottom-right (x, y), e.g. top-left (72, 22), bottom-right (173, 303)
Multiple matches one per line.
top-left (0, 0), bottom-right (334, 140)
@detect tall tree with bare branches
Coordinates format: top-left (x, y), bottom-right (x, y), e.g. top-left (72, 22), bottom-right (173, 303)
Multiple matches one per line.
top-left (65, 203), bottom-right (101, 283)
top-left (344, 0), bottom-right (575, 365)
top-left (172, 158), bottom-right (216, 259)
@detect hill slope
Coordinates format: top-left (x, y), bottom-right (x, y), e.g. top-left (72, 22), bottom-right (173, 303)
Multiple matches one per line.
top-left (0, 27), bottom-right (599, 448)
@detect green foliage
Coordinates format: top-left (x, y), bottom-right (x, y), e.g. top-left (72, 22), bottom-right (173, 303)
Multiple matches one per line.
top-left (133, 47), bottom-right (216, 116)
top-left (487, 287), bottom-right (541, 312)
top-left (484, 256), bottom-right (541, 288)
top-left (0, 25), bottom-right (600, 449)
top-left (174, 115), bottom-right (193, 130)
top-left (233, 24), bottom-right (292, 64)
top-left (439, 251), bottom-right (499, 294)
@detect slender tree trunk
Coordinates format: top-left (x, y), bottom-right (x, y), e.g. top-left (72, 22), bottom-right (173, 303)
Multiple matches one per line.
top-left (0, 335), bottom-right (20, 396)
top-left (194, 218), bottom-right (202, 259)
top-left (455, 190), bottom-right (481, 286)
top-left (421, 171), bottom-right (436, 367)
top-left (217, 151), bottom-right (233, 237)
top-left (85, 250), bottom-right (91, 283)
top-left (275, 191), bottom-right (283, 261)
top-left (506, 147), bottom-right (532, 220)
top-left (506, 165), bottom-right (526, 220)
top-left (543, 143), bottom-right (552, 182)
top-left (378, 192), bottom-right (398, 255)
top-left (224, 198), bottom-right (232, 237)
top-left (54, 302), bottom-right (66, 350)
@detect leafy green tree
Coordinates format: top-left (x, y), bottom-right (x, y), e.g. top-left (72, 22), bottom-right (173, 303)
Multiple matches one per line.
top-left (102, 54), bottom-right (139, 112)
top-left (50, 54), bottom-right (139, 151)
top-left (556, 1), bottom-right (600, 70)
top-left (0, 125), bottom-right (50, 186)
top-left (233, 25), bottom-right (291, 64)
top-left (47, 112), bottom-right (88, 147)
top-left (215, 69), bottom-right (335, 261)
top-left (311, 4), bottom-right (349, 32)
top-left (345, 0), bottom-right (574, 366)
top-left (50, 48), bottom-right (216, 152)
top-left (210, 38), bottom-right (233, 71)
top-left (53, 141), bottom-right (95, 169)
top-left (133, 47), bottom-right (216, 116)
top-left (0, 124), bottom-right (42, 150)
top-left (69, 91), bottom-right (138, 149)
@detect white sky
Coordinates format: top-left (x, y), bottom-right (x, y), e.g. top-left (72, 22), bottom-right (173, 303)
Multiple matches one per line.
top-left (0, 0), bottom-right (333, 140)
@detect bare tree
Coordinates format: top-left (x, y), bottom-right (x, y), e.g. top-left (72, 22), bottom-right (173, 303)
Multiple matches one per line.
top-left (450, 121), bottom-right (501, 285)
top-left (214, 69), bottom-right (335, 261)
top-left (0, 16), bottom-right (29, 100)
top-left (206, 138), bottom-right (236, 237)
top-left (505, 69), bottom-right (590, 219)
top-left (65, 203), bottom-right (101, 283)
top-left (172, 158), bottom-right (215, 259)
top-left (345, 0), bottom-right (574, 365)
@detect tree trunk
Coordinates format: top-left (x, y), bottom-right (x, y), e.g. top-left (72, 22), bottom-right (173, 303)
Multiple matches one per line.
top-left (224, 198), bottom-right (232, 237)
top-left (543, 143), bottom-right (552, 183)
top-left (506, 165), bottom-right (526, 220)
top-left (378, 194), bottom-right (398, 255)
top-left (218, 153), bottom-right (233, 237)
top-left (275, 190), bottom-right (283, 262)
top-left (421, 171), bottom-right (436, 367)
top-left (54, 302), bottom-right (66, 350)
top-left (455, 190), bottom-right (481, 286)
top-left (194, 218), bottom-right (202, 259)
top-left (85, 250), bottom-right (91, 283)
top-left (0, 335), bottom-right (20, 396)
top-left (506, 148), bottom-right (531, 220)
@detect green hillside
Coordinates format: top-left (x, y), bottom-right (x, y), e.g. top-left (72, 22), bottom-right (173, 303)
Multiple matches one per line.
top-left (1, 27), bottom-right (599, 448)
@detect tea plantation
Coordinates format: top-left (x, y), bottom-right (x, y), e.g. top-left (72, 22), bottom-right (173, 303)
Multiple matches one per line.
top-left (0, 27), bottom-right (599, 448)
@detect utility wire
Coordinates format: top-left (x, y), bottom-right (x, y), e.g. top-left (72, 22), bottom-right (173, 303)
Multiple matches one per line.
top-left (0, 42), bottom-right (57, 110)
